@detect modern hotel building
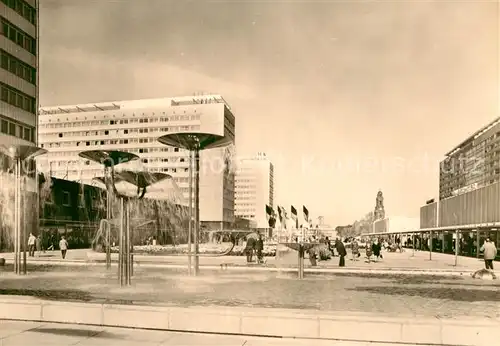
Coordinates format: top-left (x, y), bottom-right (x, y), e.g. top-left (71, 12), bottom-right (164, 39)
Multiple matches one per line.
top-left (420, 117), bottom-right (500, 254)
top-left (439, 117), bottom-right (500, 200)
top-left (38, 95), bottom-right (236, 229)
top-left (234, 152), bottom-right (274, 229)
top-left (0, 0), bottom-right (38, 148)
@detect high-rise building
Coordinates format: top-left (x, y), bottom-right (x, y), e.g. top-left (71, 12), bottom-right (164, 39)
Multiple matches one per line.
top-left (421, 116), bottom-right (500, 233)
top-left (234, 152), bottom-right (274, 229)
top-left (439, 117), bottom-right (499, 200)
top-left (0, 0), bottom-right (38, 148)
top-left (38, 95), bottom-right (236, 228)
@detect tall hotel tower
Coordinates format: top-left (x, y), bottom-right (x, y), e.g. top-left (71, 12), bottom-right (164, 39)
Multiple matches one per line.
top-left (234, 153), bottom-right (274, 229)
top-left (0, 0), bottom-right (38, 148)
top-left (38, 95), bottom-right (236, 229)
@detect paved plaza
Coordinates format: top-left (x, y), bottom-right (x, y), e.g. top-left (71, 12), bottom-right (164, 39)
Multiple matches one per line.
top-left (0, 250), bottom-right (499, 345)
top-left (0, 320), bottom-right (436, 346)
top-left (0, 260), bottom-right (499, 318)
top-left (0, 247), bottom-right (491, 272)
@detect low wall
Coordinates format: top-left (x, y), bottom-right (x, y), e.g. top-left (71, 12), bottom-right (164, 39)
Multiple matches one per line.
top-left (0, 296), bottom-right (497, 345)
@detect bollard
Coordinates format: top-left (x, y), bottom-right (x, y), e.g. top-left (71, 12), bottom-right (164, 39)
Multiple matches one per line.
top-left (298, 244), bottom-right (305, 279)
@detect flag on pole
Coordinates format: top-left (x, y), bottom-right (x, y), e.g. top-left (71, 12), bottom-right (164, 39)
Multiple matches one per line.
top-left (277, 206), bottom-right (283, 224)
top-left (266, 204), bottom-right (276, 228)
top-left (303, 205), bottom-right (309, 223)
top-left (266, 204), bottom-right (273, 217)
top-left (291, 205), bottom-right (299, 229)
top-left (281, 206), bottom-right (288, 229)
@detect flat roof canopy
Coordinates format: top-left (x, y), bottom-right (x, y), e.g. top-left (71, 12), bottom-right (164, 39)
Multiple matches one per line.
top-left (362, 223), bottom-right (500, 236)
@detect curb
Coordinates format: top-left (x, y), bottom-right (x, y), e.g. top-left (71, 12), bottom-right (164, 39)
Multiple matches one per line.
top-left (0, 259), bottom-right (478, 277)
top-left (0, 296), bottom-right (498, 345)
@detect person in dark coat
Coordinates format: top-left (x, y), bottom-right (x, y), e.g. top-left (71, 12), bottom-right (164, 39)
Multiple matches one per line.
top-left (255, 234), bottom-right (264, 264)
top-left (335, 238), bottom-right (347, 267)
top-left (325, 237), bottom-right (334, 256)
top-left (372, 238), bottom-right (382, 261)
top-left (245, 236), bottom-right (256, 263)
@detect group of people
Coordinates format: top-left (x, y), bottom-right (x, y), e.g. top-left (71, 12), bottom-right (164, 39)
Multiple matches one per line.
top-left (27, 233), bottom-right (69, 259)
top-left (305, 236), bottom-right (388, 267)
top-left (245, 233), bottom-right (265, 264)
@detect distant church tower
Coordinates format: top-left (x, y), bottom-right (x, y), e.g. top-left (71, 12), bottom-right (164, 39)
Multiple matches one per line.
top-left (374, 190), bottom-right (385, 220)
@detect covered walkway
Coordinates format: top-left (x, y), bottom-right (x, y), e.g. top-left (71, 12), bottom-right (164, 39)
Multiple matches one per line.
top-left (362, 224), bottom-right (500, 265)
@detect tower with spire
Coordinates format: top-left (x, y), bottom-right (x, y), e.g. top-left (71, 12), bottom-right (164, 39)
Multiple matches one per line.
top-left (374, 189), bottom-right (385, 220)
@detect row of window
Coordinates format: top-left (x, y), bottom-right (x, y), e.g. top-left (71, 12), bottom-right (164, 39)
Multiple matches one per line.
top-left (39, 146), bottom-right (187, 157)
top-left (1, 49), bottom-right (35, 84)
top-left (235, 215), bottom-right (256, 219)
top-left (235, 197), bottom-right (256, 202)
top-left (0, 81), bottom-right (36, 113)
top-left (0, 113), bottom-right (34, 142)
top-left (52, 172), bottom-right (193, 195)
top-left (1, 0), bottom-right (36, 25)
top-left (44, 168), bottom-right (193, 185)
top-left (0, 17), bottom-right (36, 55)
top-left (44, 125), bottom-right (201, 140)
top-left (40, 114), bottom-right (202, 126)
top-left (46, 154), bottom-right (192, 168)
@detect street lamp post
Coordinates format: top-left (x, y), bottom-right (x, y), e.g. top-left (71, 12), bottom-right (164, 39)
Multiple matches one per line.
top-left (1, 145), bottom-right (46, 275)
top-left (157, 132), bottom-right (232, 276)
top-left (78, 150), bottom-right (139, 270)
top-left (188, 151), bottom-right (193, 276)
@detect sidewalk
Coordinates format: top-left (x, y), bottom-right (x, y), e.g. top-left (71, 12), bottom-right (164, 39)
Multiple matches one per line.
top-left (0, 296), bottom-right (497, 346)
top-left (0, 320), bottom-right (434, 346)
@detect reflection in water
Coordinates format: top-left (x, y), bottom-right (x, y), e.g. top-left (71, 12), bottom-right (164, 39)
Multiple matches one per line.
top-left (348, 286), bottom-right (500, 302)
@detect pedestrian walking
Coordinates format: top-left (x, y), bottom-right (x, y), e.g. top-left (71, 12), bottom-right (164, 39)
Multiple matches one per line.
top-left (47, 234), bottom-right (55, 251)
top-left (335, 238), bottom-right (347, 267)
top-left (351, 239), bottom-right (360, 261)
top-left (372, 238), bottom-right (382, 261)
top-left (366, 240), bottom-right (373, 262)
top-left (245, 236), bottom-right (256, 263)
top-left (27, 233), bottom-right (36, 257)
top-left (256, 234), bottom-right (264, 264)
top-left (480, 238), bottom-right (497, 270)
top-left (325, 237), bottom-right (333, 257)
top-left (35, 235), bottom-right (42, 256)
top-left (59, 236), bottom-right (69, 259)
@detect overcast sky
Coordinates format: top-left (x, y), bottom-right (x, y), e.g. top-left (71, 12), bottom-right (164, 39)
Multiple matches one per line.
top-left (39, 0), bottom-right (498, 225)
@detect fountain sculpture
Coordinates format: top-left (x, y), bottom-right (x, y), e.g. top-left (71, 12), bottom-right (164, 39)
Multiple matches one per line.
top-left (78, 150), bottom-right (138, 269)
top-left (157, 132), bottom-right (232, 276)
top-left (0, 144), bottom-right (46, 274)
top-left (111, 170), bottom-right (171, 285)
top-left (80, 150), bottom-right (171, 286)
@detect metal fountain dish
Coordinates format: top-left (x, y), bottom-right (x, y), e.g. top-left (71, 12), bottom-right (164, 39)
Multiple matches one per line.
top-left (157, 132), bottom-right (232, 151)
top-left (115, 171), bottom-right (172, 189)
top-left (114, 171), bottom-right (172, 199)
top-left (157, 131), bottom-right (233, 277)
top-left (78, 150), bottom-right (139, 167)
top-left (0, 144), bottom-right (47, 160)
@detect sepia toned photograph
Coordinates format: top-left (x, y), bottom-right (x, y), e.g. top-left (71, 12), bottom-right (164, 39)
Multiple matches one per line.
top-left (0, 0), bottom-right (498, 345)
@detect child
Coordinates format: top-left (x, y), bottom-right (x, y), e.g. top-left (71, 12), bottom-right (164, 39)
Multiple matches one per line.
top-left (351, 239), bottom-right (360, 261)
top-left (365, 241), bottom-right (373, 263)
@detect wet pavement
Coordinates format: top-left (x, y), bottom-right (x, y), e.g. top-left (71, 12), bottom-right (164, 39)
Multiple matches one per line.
top-left (0, 263), bottom-right (499, 318)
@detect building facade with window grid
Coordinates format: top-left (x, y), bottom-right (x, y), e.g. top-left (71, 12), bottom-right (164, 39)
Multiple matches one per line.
top-left (439, 117), bottom-right (500, 200)
top-left (234, 152), bottom-right (274, 229)
top-left (0, 0), bottom-right (37, 148)
top-left (38, 95), bottom-right (236, 228)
